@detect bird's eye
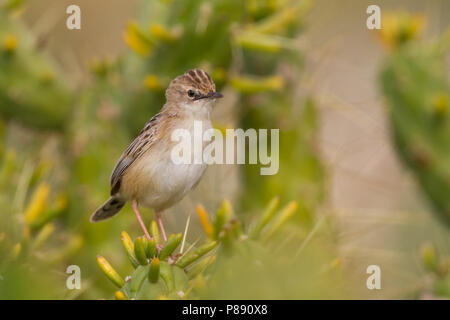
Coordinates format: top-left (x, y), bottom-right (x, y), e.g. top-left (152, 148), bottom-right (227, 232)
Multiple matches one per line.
top-left (187, 90), bottom-right (195, 98)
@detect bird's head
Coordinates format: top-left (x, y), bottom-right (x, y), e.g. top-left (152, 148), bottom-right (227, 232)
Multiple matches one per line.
top-left (165, 69), bottom-right (223, 113)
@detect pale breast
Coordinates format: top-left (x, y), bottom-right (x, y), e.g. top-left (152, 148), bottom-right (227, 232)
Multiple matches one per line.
top-left (121, 117), bottom-right (211, 212)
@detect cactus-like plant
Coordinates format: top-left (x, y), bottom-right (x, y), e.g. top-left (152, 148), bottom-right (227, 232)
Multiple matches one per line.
top-left (379, 19), bottom-right (450, 226)
top-left (95, 198), bottom-right (342, 299)
top-left (417, 242), bottom-right (450, 299)
top-left (0, 2), bottom-right (73, 131)
top-left (0, 149), bottom-right (84, 298)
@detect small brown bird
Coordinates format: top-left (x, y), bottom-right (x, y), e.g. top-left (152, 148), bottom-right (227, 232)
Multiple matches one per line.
top-left (90, 69), bottom-right (222, 241)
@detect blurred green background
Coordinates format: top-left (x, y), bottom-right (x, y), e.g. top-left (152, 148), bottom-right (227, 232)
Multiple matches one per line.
top-left (0, 0), bottom-right (449, 299)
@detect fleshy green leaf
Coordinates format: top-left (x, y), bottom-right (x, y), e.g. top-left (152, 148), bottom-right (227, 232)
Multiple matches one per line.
top-left (176, 241), bottom-right (217, 268)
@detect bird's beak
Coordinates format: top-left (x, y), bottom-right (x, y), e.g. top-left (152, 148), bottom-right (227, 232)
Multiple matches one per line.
top-left (208, 91), bottom-right (223, 99)
top-left (195, 91), bottom-right (223, 100)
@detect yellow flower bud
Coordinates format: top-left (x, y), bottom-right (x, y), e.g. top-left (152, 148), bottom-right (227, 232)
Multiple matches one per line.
top-left (123, 22), bottom-right (153, 56)
top-left (420, 242), bottom-right (437, 272)
top-left (150, 23), bottom-right (178, 43)
top-left (196, 204), bottom-right (214, 239)
top-left (150, 220), bottom-right (160, 244)
top-left (432, 92), bottom-right (448, 116)
top-left (379, 13), bottom-right (425, 50)
top-left (144, 74), bottom-right (162, 91)
top-left (264, 201), bottom-right (298, 239)
top-left (3, 34), bottom-right (18, 53)
top-left (121, 231), bottom-right (139, 268)
top-left (96, 255), bottom-right (125, 288)
top-left (12, 243), bottom-right (21, 259)
top-left (115, 290), bottom-right (127, 300)
top-left (230, 75), bottom-right (284, 93)
top-left (24, 183), bottom-right (50, 225)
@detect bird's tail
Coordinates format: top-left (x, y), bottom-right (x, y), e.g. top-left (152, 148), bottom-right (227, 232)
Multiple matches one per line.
top-left (90, 196), bottom-right (126, 222)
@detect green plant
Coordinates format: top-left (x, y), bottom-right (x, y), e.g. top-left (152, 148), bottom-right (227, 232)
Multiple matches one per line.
top-left (380, 26), bottom-right (450, 226)
top-left (0, 159), bottom-right (82, 299)
top-left (0, 3), bottom-right (73, 131)
top-left (417, 242), bottom-right (450, 298)
top-left (96, 198), bottom-right (344, 299)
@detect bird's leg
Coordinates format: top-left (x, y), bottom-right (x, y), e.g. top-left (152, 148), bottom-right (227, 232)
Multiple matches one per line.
top-left (156, 211), bottom-right (167, 243)
top-left (131, 200), bottom-right (151, 241)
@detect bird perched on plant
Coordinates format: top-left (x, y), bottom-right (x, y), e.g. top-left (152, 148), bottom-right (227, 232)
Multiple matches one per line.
top-left (90, 69), bottom-right (223, 242)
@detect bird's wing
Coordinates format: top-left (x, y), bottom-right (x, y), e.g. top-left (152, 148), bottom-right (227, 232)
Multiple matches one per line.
top-left (110, 112), bottom-right (162, 195)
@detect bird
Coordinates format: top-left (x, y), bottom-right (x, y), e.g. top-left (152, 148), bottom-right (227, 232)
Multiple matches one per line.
top-left (90, 69), bottom-right (223, 242)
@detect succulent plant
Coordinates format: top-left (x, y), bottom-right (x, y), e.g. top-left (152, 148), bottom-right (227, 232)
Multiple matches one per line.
top-left (417, 242), bottom-right (450, 299)
top-left (94, 197), bottom-right (341, 299)
top-left (379, 27), bottom-right (450, 226)
top-left (0, 3), bottom-right (73, 131)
